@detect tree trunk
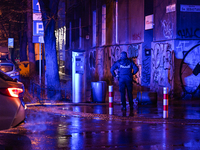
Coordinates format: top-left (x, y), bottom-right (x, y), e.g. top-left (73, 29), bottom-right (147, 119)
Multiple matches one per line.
top-left (19, 1), bottom-right (28, 62)
top-left (27, 0), bottom-right (36, 78)
top-left (44, 19), bottom-right (60, 88)
top-left (39, 0), bottom-right (60, 99)
top-left (20, 22), bottom-right (28, 61)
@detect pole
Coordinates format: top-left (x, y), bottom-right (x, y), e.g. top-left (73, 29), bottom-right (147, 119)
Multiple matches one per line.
top-left (39, 43), bottom-right (41, 85)
top-left (39, 36), bottom-right (44, 85)
top-left (163, 87), bottom-right (168, 118)
top-left (109, 85), bottom-right (114, 115)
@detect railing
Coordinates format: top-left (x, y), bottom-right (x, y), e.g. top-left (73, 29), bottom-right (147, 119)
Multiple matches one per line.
top-left (30, 82), bottom-right (72, 103)
top-left (21, 77), bottom-right (72, 103)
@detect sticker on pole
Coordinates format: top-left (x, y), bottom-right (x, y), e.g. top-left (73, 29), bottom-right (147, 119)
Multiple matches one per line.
top-left (8, 38), bottom-right (14, 48)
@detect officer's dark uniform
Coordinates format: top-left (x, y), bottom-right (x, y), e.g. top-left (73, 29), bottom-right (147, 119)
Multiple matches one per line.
top-left (110, 51), bottom-right (139, 111)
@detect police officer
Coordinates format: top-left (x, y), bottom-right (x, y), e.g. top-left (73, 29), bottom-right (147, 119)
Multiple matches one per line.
top-left (110, 51), bottom-right (139, 111)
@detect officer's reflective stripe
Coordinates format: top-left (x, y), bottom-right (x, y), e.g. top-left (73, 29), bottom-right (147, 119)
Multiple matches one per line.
top-left (120, 65), bottom-right (130, 68)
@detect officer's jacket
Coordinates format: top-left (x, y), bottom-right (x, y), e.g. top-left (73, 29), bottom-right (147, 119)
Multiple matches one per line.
top-left (110, 58), bottom-right (139, 80)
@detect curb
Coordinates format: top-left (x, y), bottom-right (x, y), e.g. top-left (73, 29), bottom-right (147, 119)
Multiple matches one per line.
top-left (25, 102), bottom-right (110, 107)
top-left (26, 105), bottom-right (200, 125)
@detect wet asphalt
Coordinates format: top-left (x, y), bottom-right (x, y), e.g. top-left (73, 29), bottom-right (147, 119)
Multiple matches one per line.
top-left (26, 99), bottom-right (200, 125)
top-left (0, 99), bottom-right (200, 149)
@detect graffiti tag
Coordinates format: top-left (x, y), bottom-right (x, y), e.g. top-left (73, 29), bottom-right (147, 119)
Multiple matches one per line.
top-left (142, 57), bottom-right (150, 84)
top-left (161, 20), bottom-right (173, 39)
top-left (132, 32), bottom-right (142, 41)
top-left (177, 28), bottom-right (200, 38)
top-left (128, 45), bottom-right (139, 58)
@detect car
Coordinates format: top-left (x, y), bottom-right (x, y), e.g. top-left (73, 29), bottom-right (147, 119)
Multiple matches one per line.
top-left (0, 58), bottom-right (20, 80)
top-left (0, 70), bottom-right (26, 130)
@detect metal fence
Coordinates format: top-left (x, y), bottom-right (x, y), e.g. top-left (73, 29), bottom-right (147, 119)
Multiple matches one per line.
top-left (21, 78), bottom-right (72, 103)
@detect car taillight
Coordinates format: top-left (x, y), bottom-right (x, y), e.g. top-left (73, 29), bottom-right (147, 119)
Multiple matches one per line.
top-left (0, 88), bottom-right (23, 97)
top-left (8, 88), bottom-right (23, 97)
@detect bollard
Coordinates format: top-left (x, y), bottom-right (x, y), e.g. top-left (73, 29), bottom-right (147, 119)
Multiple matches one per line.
top-left (163, 87), bottom-right (168, 118)
top-left (109, 85), bottom-right (114, 115)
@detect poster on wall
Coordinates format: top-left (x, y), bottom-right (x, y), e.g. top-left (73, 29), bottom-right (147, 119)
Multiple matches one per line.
top-left (166, 4), bottom-right (176, 13)
top-left (145, 15), bottom-right (154, 30)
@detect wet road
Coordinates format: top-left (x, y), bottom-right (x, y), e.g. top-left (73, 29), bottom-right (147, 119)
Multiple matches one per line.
top-left (0, 104), bottom-right (200, 149)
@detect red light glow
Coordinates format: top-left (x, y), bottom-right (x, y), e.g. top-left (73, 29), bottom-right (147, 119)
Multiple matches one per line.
top-left (8, 88), bottom-right (23, 97)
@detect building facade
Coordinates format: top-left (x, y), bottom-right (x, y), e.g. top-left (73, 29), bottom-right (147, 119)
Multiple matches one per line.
top-left (57, 0), bottom-right (200, 102)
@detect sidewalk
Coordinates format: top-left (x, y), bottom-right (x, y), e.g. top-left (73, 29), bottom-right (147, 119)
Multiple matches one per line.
top-left (24, 90), bottom-right (200, 125)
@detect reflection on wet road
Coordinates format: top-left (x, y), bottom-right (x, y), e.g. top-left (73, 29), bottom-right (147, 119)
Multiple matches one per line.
top-left (0, 104), bottom-right (200, 149)
top-left (55, 103), bottom-right (200, 119)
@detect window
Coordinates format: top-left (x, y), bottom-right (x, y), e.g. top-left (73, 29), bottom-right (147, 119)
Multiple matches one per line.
top-left (102, 5), bottom-right (106, 46)
top-left (93, 11), bottom-right (96, 47)
top-left (69, 22), bottom-right (72, 49)
top-left (116, 0), bottom-right (118, 44)
top-left (79, 18), bottom-right (81, 49)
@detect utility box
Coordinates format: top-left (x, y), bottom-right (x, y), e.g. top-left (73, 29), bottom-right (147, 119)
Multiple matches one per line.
top-left (18, 61), bottom-right (30, 77)
top-left (72, 50), bottom-right (85, 103)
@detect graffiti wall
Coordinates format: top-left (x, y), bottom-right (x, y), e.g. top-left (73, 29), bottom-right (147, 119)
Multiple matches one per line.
top-left (175, 1), bottom-right (200, 99)
top-left (88, 44), bottom-right (142, 102)
top-left (141, 49), bottom-right (151, 86)
top-left (151, 41), bottom-right (174, 98)
top-left (142, 30), bottom-right (153, 87)
top-left (88, 46), bottom-right (120, 84)
top-left (89, 41), bottom-right (200, 101)
top-left (89, 44), bottom-right (142, 83)
top-left (174, 40), bottom-right (200, 99)
top-left (151, 40), bottom-right (200, 99)
top-left (127, 44), bottom-right (142, 85)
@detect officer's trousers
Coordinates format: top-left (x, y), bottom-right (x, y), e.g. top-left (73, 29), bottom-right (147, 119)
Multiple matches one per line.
top-left (119, 79), bottom-right (133, 109)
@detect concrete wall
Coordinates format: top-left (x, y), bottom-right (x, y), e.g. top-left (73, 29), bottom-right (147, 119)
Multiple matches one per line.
top-left (154, 0), bottom-right (177, 41)
top-left (118, 0), bottom-right (144, 44)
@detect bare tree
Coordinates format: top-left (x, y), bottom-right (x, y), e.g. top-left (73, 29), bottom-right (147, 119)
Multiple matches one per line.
top-left (0, 0), bottom-right (28, 62)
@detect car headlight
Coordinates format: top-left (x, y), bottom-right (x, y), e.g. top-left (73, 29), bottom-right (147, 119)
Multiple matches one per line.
top-left (10, 72), bottom-right (19, 77)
